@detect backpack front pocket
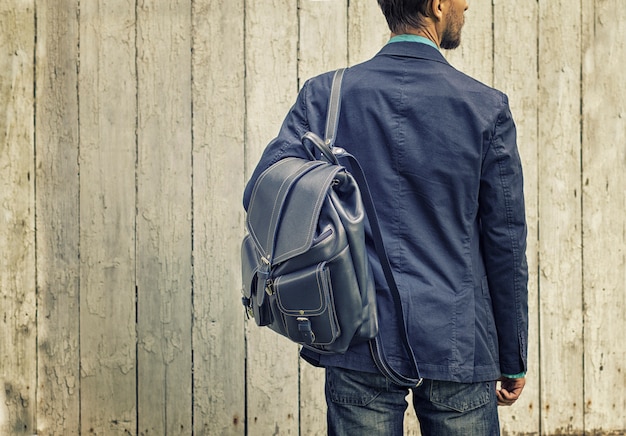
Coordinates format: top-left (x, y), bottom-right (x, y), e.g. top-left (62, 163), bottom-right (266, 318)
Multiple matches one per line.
top-left (272, 262), bottom-right (340, 346)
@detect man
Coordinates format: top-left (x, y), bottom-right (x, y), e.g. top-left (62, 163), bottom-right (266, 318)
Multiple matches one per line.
top-left (243, 0), bottom-right (528, 434)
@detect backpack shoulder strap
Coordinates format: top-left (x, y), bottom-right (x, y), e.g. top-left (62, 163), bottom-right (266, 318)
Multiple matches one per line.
top-left (324, 68), bottom-right (346, 148)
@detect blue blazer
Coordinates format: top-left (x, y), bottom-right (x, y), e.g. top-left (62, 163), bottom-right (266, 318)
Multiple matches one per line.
top-left (244, 41), bottom-right (528, 383)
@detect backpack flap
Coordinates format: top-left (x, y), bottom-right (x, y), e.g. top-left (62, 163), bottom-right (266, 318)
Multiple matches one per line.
top-left (245, 157), bottom-right (340, 266)
top-left (271, 163), bottom-right (344, 264)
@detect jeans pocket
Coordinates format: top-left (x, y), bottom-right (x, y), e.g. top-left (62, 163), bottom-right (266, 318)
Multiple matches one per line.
top-left (429, 380), bottom-right (493, 413)
top-left (326, 367), bottom-right (384, 406)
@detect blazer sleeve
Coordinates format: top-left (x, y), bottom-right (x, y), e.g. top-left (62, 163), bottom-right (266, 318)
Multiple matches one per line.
top-left (478, 96), bottom-right (529, 376)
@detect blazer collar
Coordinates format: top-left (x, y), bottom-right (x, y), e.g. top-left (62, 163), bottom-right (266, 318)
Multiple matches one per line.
top-left (376, 41), bottom-right (450, 66)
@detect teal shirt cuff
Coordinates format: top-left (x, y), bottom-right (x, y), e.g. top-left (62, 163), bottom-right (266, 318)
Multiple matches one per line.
top-left (501, 372), bottom-right (526, 379)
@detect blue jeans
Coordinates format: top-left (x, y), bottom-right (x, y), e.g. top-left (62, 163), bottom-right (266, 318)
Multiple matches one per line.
top-left (325, 366), bottom-right (500, 436)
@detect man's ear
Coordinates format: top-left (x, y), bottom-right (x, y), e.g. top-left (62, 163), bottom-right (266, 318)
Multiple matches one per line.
top-left (430, 0), bottom-right (445, 21)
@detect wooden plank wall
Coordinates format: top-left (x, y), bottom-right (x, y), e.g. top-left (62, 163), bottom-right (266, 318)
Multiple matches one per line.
top-left (0, 2), bottom-right (37, 434)
top-left (581, 1), bottom-right (626, 432)
top-left (0, 0), bottom-right (624, 435)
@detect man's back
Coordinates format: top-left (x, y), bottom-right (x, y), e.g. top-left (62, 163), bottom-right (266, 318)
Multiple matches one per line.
top-left (281, 41), bottom-right (527, 383)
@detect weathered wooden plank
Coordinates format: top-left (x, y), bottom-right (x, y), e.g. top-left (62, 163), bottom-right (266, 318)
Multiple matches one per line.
top-left (244, 0), bottom-right (300, 434)
top-left (34, 1), bottom-right (82, 434)
top-left (537, 0), bottom-right (584, 433)
top-left (0, 2), bottom-right (36, 435)
top-left (493, 1), bottom-right (541, 433)
top-left (297, 1), bottom-right (348, 434)
top-left (136, 0), bottom-right (193, 433)
top-left (581, 0), bottom-right (626, 433)
top-left (78, 0), bottom-right (137, 433)
top-left (298, 0), bottom-right (348, 79)
top-left (191, 1), bottom-right (246, 434)
top-left (347, 0), bottom-right (389, 66)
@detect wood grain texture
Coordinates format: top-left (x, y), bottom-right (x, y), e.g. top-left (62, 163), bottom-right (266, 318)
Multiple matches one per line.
top-left (135, 0), bottom-right (193, 433)
top-left (582, 0), bottom-right (626, 433)
top-left (78, 0), bottom-right (137, 433)
top-left (34, 0), bottom-right (81, 434)
top-left (0, 2), bottom-right (36, 434)
top-left (347, 0), bottom-right (389, 66)
top-left (191, 0), bottom-right (246, 434)
top-left (538, 0), bottom-right (585, 433)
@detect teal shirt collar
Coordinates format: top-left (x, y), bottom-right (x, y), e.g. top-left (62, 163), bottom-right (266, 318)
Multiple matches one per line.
top-left (387, 34), bottom-right (440, 51)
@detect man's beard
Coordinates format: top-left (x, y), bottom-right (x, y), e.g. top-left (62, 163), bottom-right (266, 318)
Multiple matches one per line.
top-left (440, 7), bottom-right (464, 50)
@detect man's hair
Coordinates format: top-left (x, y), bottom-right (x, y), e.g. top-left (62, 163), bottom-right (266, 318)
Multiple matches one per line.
top-left (377, 0), bottom-right (432, 34)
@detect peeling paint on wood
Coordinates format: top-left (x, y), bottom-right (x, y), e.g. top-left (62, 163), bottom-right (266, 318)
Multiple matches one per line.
top-left (1, 0), bottom-right (36, 432)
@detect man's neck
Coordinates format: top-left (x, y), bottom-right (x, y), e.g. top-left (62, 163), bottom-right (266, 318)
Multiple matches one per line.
top-left (387, 34), bottom-right (440, 51)
top-left (392, 26), bottom-right (440, 49)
